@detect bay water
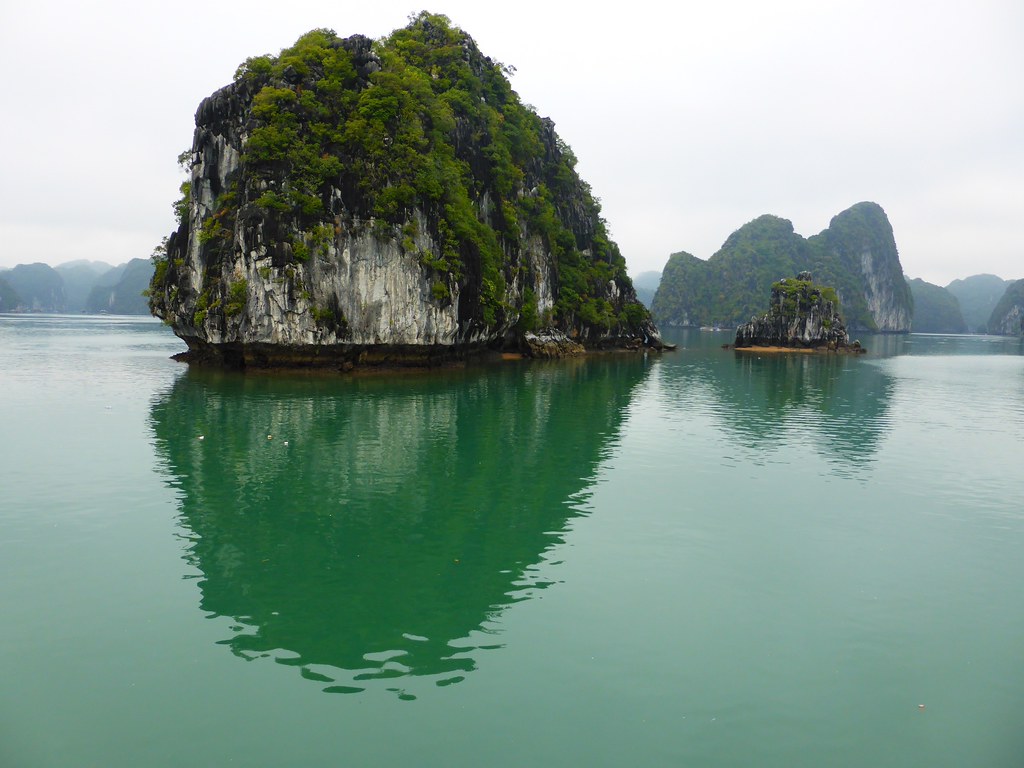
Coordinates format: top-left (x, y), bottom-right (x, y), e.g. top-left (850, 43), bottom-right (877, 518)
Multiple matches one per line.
top-left (1, 315), bottom-right (1022, 766)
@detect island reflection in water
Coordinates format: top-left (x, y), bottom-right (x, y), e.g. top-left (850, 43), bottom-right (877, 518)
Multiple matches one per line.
top-left (149, 357), bottom-right (651, 695)
top-left (655, 331), bottom-right (896, 478)
top-left (724, 351), bottom-right (895, 475)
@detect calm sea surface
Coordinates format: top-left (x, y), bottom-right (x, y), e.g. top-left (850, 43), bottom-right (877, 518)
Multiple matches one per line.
top-left (1, 315), bottom-right (1022, 767)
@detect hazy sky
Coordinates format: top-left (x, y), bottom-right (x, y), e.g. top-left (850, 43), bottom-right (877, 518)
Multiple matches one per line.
top-left (1, 0), bottom-right (1020, 285)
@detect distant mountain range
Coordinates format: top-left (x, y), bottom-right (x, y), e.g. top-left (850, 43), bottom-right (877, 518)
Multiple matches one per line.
top-left (652, 202), bottom-right (913, 332)
top-left (643, 202), bottom-right (1020, 335)
top-left (944, 274), bottom-right (1013, 333)
top-left (0, 259), bottom-right (154, 314)
top-left (876, 274), bottom-right (1021, 334)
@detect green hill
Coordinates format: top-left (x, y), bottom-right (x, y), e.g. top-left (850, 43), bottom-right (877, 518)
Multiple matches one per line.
top-left (652, 202), bottom-right (912, 331)
top-left (908, 278), bottom-right (967, 333)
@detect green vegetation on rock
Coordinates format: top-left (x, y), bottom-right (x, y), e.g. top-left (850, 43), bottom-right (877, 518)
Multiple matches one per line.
top-left (734, 272), bottom-right (850, 349)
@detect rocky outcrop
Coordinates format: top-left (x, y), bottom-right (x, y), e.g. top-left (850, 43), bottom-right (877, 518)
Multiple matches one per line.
top-left (524, 329), bottom-right (585, 358)
top-left (987, 279), bottom-right (1024, 335)
top-left (734, 272), bottom-right (855, 349)
top-left (148, 15), bottom-right (662, 369)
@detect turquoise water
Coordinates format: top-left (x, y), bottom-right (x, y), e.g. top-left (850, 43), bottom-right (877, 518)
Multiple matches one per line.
top-left (1, 316), bottom-right (1022, 766)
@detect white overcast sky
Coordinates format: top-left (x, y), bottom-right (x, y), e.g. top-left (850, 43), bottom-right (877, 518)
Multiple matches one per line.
top-left (0, 0), bottom-right (1020, 286)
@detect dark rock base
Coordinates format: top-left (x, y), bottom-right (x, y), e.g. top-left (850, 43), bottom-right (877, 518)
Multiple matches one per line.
top-left (172, 335), bottom-right (672, 371)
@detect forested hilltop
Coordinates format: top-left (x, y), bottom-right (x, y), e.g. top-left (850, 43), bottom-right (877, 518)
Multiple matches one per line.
top-left (148, 13), bottom-right (660, 367)
top-left (907, 278), bottom-right (967, 333)
top-left (652, 202), bottom-right (912, 332)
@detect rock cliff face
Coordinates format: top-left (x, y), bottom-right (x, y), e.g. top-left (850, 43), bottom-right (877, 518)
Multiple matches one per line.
top-left (987, 279), bottom-right (1024, 335)
top-left (734, 272), bottom-right (851, 349)
top-left (809, 203), bottom-right (912, 332)
top-left (148, 15), bottom-right (660, 368)
top-left (652, 202), bottom-right (912, 332)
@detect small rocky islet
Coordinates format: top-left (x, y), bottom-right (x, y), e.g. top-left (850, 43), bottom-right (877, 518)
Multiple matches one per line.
top-left (730, 271), bottom-right (865, 354)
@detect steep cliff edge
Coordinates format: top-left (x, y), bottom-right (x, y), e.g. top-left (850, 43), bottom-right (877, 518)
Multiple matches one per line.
top-left (808, 202), bottom-right (912, 332)
top-left (652, 202), bottom-right (912, 332)
top-left (148, 14), bottom-right (661, 368)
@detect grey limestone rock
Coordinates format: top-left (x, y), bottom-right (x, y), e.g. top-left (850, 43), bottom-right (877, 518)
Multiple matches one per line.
top-left (734, 272), bottom-right (852, 349)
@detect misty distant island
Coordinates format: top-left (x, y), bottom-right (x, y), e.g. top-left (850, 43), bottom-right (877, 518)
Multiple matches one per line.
top-left (0, 259), bottom-right (154, 315)
top-left (648, 204), bottom-right (1023, 337)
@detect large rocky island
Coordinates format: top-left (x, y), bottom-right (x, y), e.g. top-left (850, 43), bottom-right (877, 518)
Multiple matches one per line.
top-left (147, 14), bottom-right (662, 368)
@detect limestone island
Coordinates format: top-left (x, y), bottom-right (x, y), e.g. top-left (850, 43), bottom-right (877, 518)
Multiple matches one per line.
top-left (147, 14), bottom-right (667, 371)
top-left (730, 272), bottom-right (865, 354)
